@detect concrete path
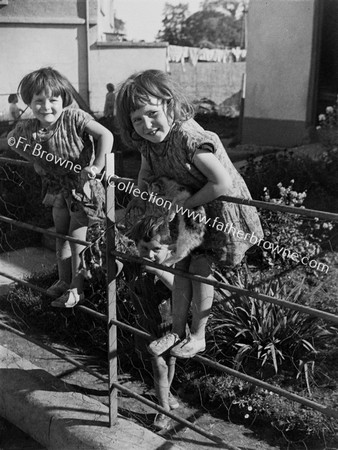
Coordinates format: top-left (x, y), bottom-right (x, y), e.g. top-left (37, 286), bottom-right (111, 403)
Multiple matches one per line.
top-left (0, 326), bottom-right (282, 450)
top-left (0, 244), bottom-right (181, 449)
top-left (0, 343), bottom-right (179, 450)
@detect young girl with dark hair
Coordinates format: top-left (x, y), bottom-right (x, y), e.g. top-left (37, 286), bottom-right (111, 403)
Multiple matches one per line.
top-left (8, 67), bottom-right (113, 307)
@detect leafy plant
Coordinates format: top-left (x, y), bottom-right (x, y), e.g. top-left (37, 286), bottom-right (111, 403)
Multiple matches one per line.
top-left (208, 277), bottom-right (331, 384)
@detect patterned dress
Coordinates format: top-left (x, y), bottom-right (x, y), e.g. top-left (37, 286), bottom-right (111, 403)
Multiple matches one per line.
top-left (9, 108), bottom-right (104, 220)
top-left (138, 119), bottom-right (264, 267)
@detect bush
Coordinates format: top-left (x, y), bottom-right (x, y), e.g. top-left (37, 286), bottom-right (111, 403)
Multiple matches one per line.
top-left (241, 149), bottom-right (338, 213)
top-left (0, 162), bottom-right (53, 253)
top-left (259, 180), bottom-right (334, 270)
top-left (207, 277), bottom-right (331, 384)
top-left (192, 374), bottom-right (337, 443)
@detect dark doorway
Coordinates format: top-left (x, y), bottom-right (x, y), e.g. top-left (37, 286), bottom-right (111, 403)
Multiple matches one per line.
top-left (317, 0), bottom-right (338, 117)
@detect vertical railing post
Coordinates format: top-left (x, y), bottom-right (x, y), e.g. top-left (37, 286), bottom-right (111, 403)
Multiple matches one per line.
top-left (105, 153), bottom-right (118, 426)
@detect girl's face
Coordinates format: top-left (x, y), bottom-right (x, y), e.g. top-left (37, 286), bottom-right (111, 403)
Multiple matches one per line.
top-left (137, 235), bottom-right (169, 265)
top-left (30, 90), bottom-right (63, 128)
top-left (130, 96), bottom-right (173, 144)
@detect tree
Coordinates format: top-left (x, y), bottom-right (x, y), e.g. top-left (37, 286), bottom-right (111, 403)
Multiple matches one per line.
top-left (157, 3), bottom-right (190, 45)
top-left (157, 1), bottom-right (244, 48)
top-left (183, 9), bottom-right (242, 48)
top-left (114, 17), bottom-right (125, 35)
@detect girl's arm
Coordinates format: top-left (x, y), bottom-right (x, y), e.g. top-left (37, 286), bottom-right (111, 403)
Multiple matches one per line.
top-left (137, 155), bottom-right (153, 191)
top-left (126, 155), bottom-right (153, 217)
top-left (83, 120), bottom-right (114, 176)
top-left (184, 148), bottom-right (233, 209)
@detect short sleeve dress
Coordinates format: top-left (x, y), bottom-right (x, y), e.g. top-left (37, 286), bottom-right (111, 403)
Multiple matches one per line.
top-left (138, 119), bottom-right (264, 267)
top-left (9, 108), bottom-right (104, 220)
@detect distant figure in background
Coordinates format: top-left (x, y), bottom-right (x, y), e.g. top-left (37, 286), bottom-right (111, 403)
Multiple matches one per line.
top-left (104, 83), bottom-right (116, 118)
top-left (99, 83), bottom-right (116, 138)
top-left (8, 94), bottom-right (23, 122)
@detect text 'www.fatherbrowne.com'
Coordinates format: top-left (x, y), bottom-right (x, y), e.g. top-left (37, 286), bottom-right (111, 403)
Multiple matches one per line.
top-left (112, 179), bottom-right (329, 274)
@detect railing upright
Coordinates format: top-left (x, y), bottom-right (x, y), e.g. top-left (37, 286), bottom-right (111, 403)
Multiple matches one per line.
top-left (105, 153), bottom-right (118, 426)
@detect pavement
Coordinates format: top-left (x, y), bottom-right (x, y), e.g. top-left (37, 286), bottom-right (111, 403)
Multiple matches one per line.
top-left (0, 324), bottom-right (282, 450)
top-left (0, 246), bottom-right (182, 450)
top-left (0, 244), bottom-right (284, 450)
top-left (0, 342), bottom-right (177, 450)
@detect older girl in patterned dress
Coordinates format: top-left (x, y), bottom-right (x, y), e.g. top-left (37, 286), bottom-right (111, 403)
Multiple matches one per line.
top-left (8, 67), bottom-right (113, 307)
top-left (116, 69), bottom-right (263, 358)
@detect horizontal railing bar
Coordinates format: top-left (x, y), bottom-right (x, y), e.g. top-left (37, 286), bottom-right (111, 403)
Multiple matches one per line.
top-left (0, 271), bottom-right (56, 297)
top-left (0, 316), bottom-right (234, 446)
top-left (0, 214), bottom-right (91, 246)
top-left (2, 156), bottom-right (336, 432)
top-left (8, 234), bottom-right (334, 325)
top-left (112, 251), bottom-right (338, 325)
top-left (0, 321), bottom-right (107, 382)
top-left (0, 276), bottom-right (235, 445)
top-left (111, 381), bottom-right (235, 448)
top-left (2, 159), bottom-right (337, 221)
top-left (194, 355), bottom-right (338, 420)
top-left (107, 175), bottom-right (338, 222)
top-left (0, 246), bottom-right (338, 337)
top-left (221, 195), bottom-right (338, 221)
top-left (0, 157), bottom-right (31, 166)
top-left (78, 308), bottom-right (338, 420)
top-left (78, 306), bottom-right (155, 340)
top-left (80, 308), bottom-right (338, 430)
top-left (0, 274), bottom-right (158, 341)
top-left (2, 274), bottom-right (337, 421)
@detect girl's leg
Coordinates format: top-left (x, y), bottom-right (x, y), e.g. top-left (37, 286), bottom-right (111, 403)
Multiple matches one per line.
top-left (151, 356), bottom-right (173, 430)
top-left (167, 355), bottom-right (176, 388)
top-left (171, 256), bottom-right (192, 338)
top-left (52, 205), bottom-right (72, 285)
top-left (148, 257), bottom-right (192, 356)
top-left (166, 355), bottom-right (179, 409)
top-left (170, 255), bottom-right (214, 358)
top-left (151, 356), bottom-right (170, 410)
top-left (190, 255), bottom-right (214, 340)
top-left (68, 211), bottom-right (89, 293)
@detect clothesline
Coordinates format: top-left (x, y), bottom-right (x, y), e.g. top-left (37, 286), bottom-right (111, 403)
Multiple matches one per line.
top-left (167, 45), bottom-right (246, 69)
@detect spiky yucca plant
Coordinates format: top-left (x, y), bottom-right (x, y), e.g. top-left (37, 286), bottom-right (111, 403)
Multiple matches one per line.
top-left (208, 276), bottom-right (331, 389)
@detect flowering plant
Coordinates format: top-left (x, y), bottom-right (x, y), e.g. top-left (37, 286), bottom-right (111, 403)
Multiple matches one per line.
top-left (318, 103), bottom-right (338, 129)
top-left (261, 180), bottom-right (333, 269)
top-left (317, 96), bottom-right (338, 147)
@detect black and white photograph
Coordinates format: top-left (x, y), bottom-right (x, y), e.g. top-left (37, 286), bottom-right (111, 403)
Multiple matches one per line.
top-left (0, 1), bottom-right (337, 449)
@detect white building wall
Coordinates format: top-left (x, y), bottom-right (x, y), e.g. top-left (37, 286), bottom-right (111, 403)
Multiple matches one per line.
top-left (89, 44), bottom-right (168, 115)
top-left (0, 24), bottom-right (85, 117)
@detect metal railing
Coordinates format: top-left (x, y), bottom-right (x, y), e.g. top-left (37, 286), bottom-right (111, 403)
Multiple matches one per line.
top-left (0, 154), bottom-right (338, 448)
